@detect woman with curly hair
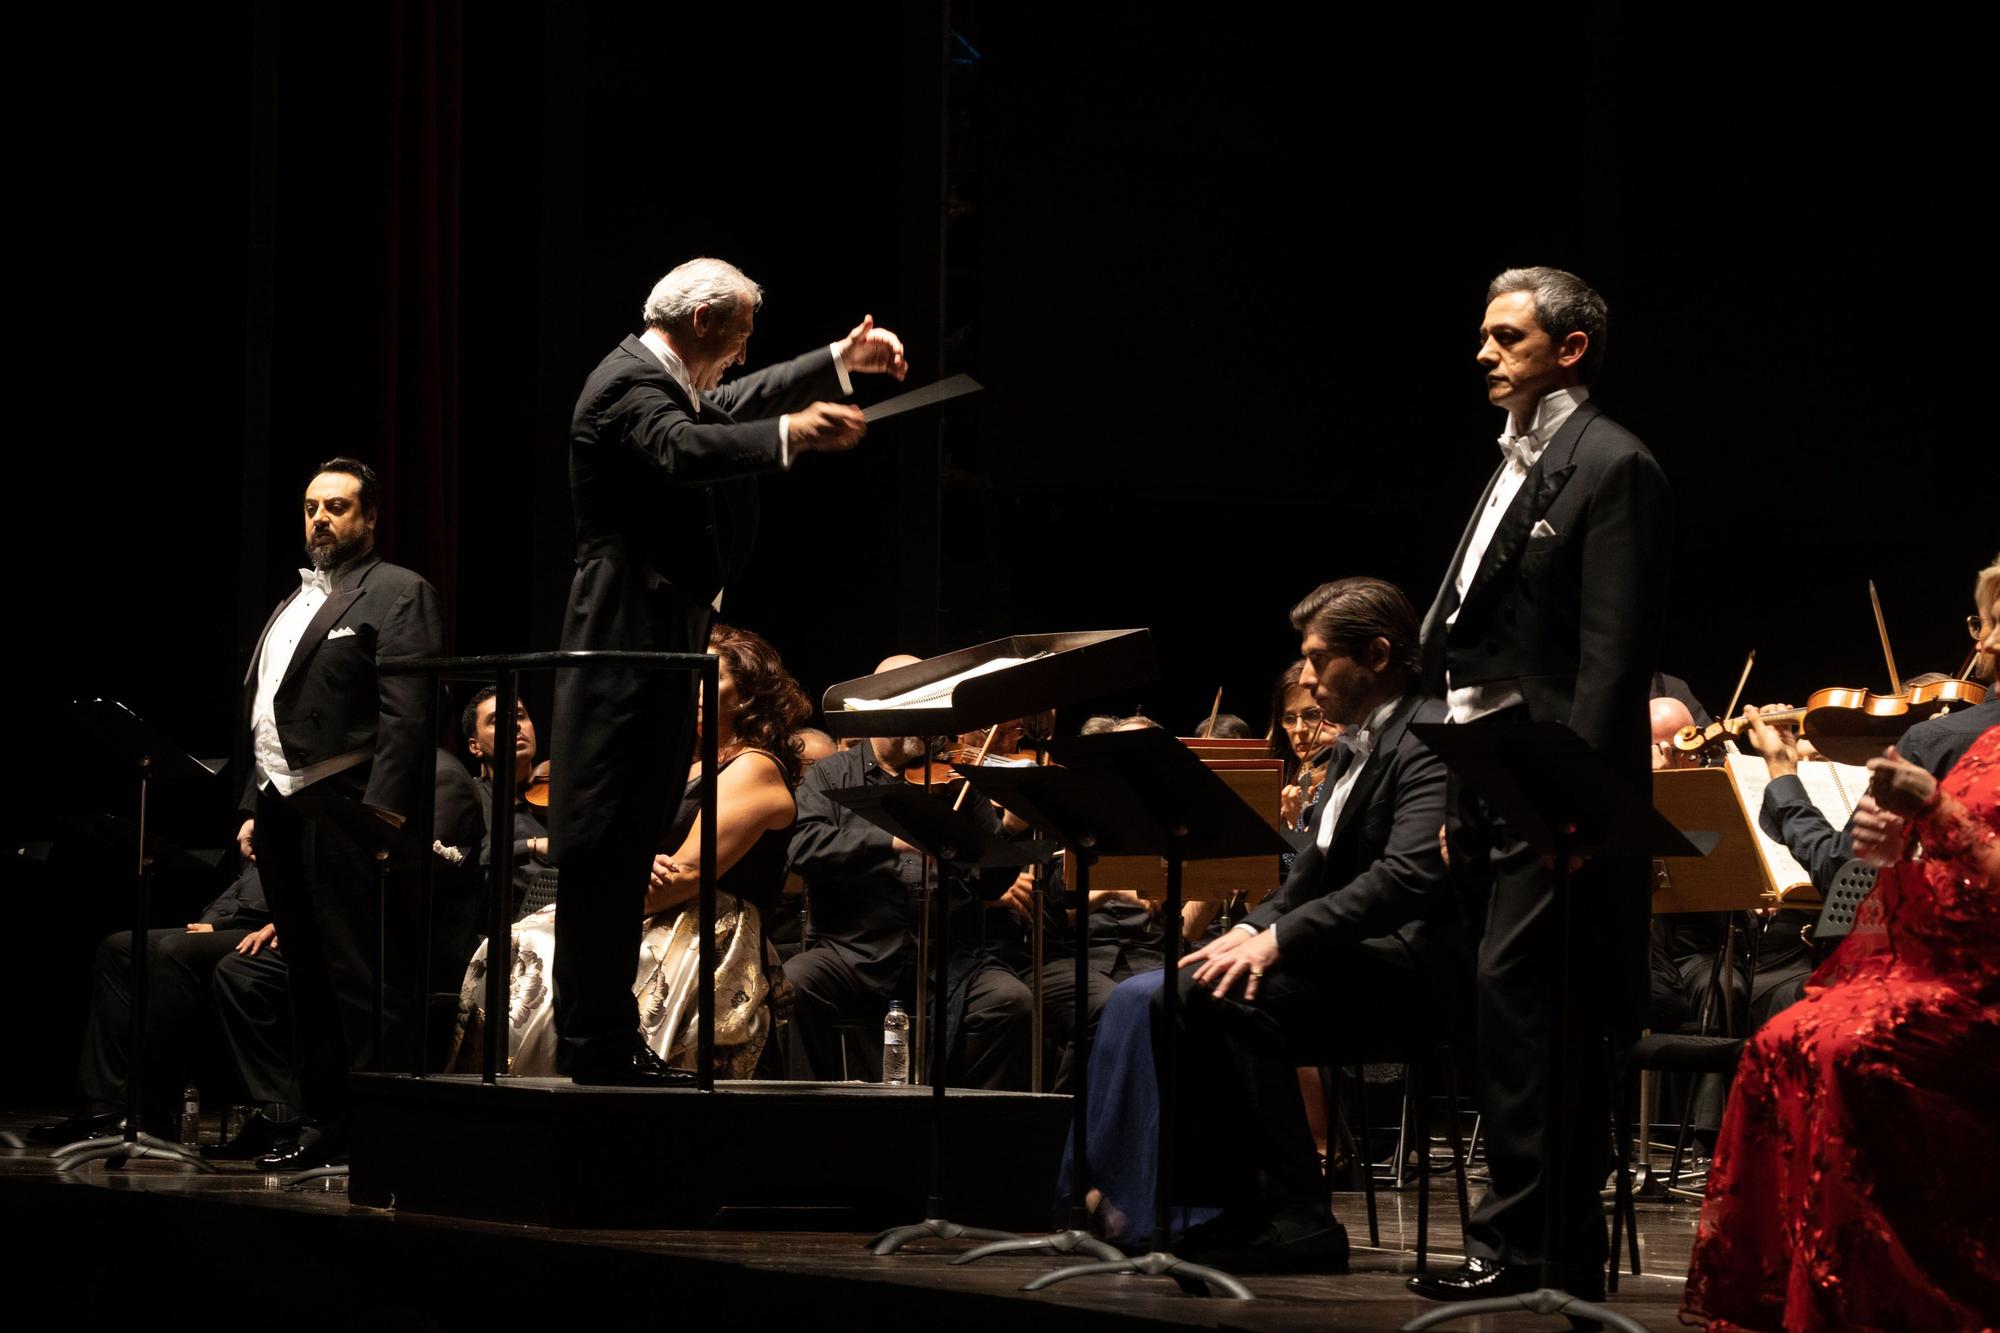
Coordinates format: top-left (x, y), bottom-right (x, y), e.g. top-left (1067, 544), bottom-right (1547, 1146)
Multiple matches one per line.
top-left (454, 623), bottom-right (811, 1077)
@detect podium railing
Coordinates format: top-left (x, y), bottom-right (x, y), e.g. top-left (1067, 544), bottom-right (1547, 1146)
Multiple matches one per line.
top-left (379, 650), bottom-right (721, 1090)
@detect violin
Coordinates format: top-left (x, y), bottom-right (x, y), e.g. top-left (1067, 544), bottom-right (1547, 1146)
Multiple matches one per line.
top-left (522, 760), bottom-right (552, 807)
top-left (1674, 580), bottom-right (1990, 765)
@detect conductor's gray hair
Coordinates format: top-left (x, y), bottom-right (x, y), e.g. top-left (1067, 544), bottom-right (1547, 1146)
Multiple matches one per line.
top-left (642, 258), bottom-right (764, 332)
top-left (1486, 266), bottom-right (1608, 381)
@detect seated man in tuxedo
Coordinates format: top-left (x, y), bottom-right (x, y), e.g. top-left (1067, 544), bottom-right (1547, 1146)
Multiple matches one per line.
top-left (783, 658), bottom-right (1031, 1087)
top-left (1086, 577), bottom-right (1465, 1272)
top-left (29, 860), bottom-right (284, 1144)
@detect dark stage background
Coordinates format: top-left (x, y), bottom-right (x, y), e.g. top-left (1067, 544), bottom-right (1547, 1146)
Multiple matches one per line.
top-left (8, 4), bottom-right (1991, 1100)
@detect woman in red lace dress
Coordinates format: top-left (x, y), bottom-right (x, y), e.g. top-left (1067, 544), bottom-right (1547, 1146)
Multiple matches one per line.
top-left (1683, 724), bottom-right (2000, 1330)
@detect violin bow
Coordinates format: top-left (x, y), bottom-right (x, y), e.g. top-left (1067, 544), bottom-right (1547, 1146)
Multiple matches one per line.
top-left (1204, 686), bottom-right (1223, 738)
top-left (949, 722), bottom-right (1002, 813)
top-left (1721, 649), bottom-right (1756, 723)
top-left (1867, 580), bottom-right (1903, 694)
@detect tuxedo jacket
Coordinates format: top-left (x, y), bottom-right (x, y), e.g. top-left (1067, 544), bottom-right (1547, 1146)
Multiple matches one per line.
top-left (237, 552), bottom-right (444, 821)
top-left (1419, 399), bottom-right (1672, 768)
top-left (564, 336), bottom-right (846, 639)
top-left (1244, 695), bottom-right (1463, 979)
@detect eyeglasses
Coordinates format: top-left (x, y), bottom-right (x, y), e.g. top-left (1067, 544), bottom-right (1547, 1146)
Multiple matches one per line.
top-left (1281, 708), bottom-right (1326, 727)
top-left (1969, 614), bottom-right (1989, 640)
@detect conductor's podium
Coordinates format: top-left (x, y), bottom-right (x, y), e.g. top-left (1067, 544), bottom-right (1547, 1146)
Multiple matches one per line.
top-left (348, 1074), bottom-right (1071, 1230)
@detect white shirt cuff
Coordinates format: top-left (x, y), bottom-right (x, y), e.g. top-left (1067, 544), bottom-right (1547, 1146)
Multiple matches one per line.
top-left (831, 341), bottom-right (853, 396)
top-left (1232, 922), bottom-right (1258, 936)
top-left (778, 415), bottom-right (791, 469)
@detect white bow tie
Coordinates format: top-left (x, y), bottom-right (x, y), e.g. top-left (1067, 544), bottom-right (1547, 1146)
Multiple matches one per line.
top-left (298, 567), bottom-right (332, 596)
top-left (1497, 432), bottom-right (1540, 471)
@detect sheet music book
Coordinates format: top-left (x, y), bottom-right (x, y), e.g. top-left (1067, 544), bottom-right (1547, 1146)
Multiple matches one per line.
top-left (1722, 753), bottom-right (1870, 898)
top-left (843, 652), bottom-right (1052, 711)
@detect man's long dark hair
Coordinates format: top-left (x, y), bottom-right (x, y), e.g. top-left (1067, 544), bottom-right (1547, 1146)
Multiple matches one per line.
top-left (1288, 576), bottom-right (1421, 677)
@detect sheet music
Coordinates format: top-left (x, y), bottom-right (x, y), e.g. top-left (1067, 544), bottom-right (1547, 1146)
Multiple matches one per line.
top-left (1721, 754), bottom-right (1870, 898)
top-left (842, 652), bottom-right (1052, 711)
top-left (1795, 759), bottom-right (1871, 826)
top-left (1722, 754), bottom-right (1812, 895)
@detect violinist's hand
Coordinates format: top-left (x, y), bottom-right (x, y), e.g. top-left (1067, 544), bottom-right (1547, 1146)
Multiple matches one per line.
top-left (834, 314), bottom-right (909, 381)
top-left (788, 402), bottom-right (867, 455)
top-left (996, 870), bottom-right (1035, 924)
top-left (1865, 746), bottom-right (1939, 820)
top-left (1850, 792), bottom-right (1910, 867)
top-left (1182, 926), bottom-right (1277, 1002)
top-left (236, 818), bottom-right (256, 863)
top-left (1743, 704), bottom-right (1801, 778)
top-left (1280, 782), bottom-right (1305, 827)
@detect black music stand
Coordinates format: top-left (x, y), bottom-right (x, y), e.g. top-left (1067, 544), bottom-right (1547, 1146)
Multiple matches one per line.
top-left (1402, 722), bottom-right (1715, 1333)
top-left (54, 700), bottom-right (220, 1174)
top-left (819, 630), bottom-right (1157, 1257)
top-left (1009, 729), bottom-right (1291, 1300)
top-left (943, 761), bottom-right (1159, 1270)
top-left (825, 785), bottom-right (1054, 1254)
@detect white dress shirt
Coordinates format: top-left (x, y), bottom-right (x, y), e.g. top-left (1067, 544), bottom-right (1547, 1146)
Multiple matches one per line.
top-left (1241, 693), bottom-right (1404, 948)
top-left (251, 567), bottom-right (369, 796)
top-left (1445, 386), bottom-right (1589, 724)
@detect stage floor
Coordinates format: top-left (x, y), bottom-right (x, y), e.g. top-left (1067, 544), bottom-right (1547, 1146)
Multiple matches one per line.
top-left (5, 1109), bottom-right (1698, 1330)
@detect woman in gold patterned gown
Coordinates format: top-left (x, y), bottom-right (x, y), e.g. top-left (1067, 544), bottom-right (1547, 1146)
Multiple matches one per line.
top-left (453, 623), bottom-right (811, 1077)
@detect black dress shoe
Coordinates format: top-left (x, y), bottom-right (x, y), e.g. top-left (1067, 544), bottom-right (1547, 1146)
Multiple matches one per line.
top-left (1407, 1257), bottom-right (1537, 1301)
top-left (204, 1110), bottom-right (300, 1161)
top-left (1180, 1209), bottom-right (1350, 1275)
top-left (256, 1124), bottom-right (346, 1171)
top-left (1408, 1257), bottom-right (1605, 1303)
top-left (26, 1112), bottom-right (125, 1145)
top-left (568, 1040), bottom-right (696, 1088)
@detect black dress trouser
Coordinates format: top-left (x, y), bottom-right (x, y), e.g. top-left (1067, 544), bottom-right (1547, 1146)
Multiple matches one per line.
top-left (254, 775), bottom-right (421, 1126)
top-left (79, 927), bottom-right (250, 1126)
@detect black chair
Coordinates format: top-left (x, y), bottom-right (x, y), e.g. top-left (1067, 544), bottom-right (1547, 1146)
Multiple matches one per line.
top-left (1607, 1031), bottom-right (1743, 1291)
top-left (1329, 1043), bottom-right (1475, 1274)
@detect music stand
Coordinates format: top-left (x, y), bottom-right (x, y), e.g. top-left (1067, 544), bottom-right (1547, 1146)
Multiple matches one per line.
top-left (941, 761), bottom-right (1158, 1271)
top-left (1402, 722), bottom-right (1715, 1333)
top-left (819, 630), bottom-right (1156, 1257)
top-left (54, 700), bottom-right (220, 1174)
top-left (826, 784), bottom-right (1054, 1253)
top-left (999, 729), bottom-right (1290, 1299)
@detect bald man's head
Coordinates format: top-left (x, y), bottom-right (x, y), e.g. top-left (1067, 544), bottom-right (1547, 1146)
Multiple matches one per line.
top-left (1649, 696), bottom-right (1695, 745)
top-left (875, 654), bottom-right (923, 674)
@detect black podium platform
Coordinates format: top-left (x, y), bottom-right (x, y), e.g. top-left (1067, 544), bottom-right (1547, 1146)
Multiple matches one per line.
top-left (348, 1074), bottom-right (1071, 1230)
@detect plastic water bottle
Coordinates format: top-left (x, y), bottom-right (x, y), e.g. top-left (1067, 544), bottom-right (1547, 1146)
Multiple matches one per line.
top-left (179, 1084), bottom-right (201, 1147)
top-left (882, 1001), bottom-right (910, 1086)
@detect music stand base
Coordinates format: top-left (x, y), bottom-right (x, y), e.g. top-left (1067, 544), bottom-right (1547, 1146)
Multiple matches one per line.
top-left (1402, 1288), bottom-right (1646, 1333)
top-left (53, 1133), bottom-right (216, 1173)
top-left (281, 1164), bottom-right (350, 1190)
top-left (949, 1229), bottom-right (1123, 1265)
top-left (1023, 1250), bottom-right (1253, 1299)
top-left (867, 1217), bottom-right (1019, 1255)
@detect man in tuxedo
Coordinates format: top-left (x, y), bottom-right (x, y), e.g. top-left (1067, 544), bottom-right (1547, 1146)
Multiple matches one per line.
top-left (551, 257), bottom-right (907, 1084)
top-left (1409, 267), bottom-right (1671, 1302)
top-left (233, 457), bottom-right (443, 1167)
top-left (1153, 576), bottom-right (1463, 1273)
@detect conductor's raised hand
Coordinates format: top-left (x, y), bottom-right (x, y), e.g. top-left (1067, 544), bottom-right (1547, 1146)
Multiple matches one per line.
top-left (836, 314), bottom-right (908, 380)
top-left (789, 402), bottom-right (867, 455)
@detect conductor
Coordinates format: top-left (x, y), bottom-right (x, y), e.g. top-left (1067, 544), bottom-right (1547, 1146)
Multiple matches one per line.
top-left (550, 257), bottom-right (906, 1085)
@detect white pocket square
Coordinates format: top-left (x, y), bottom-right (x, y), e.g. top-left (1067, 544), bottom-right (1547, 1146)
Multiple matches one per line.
top-left (1529, 519), bottom-right (1558, 538)
top-left (325, 626), bottom-right (357, 640)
